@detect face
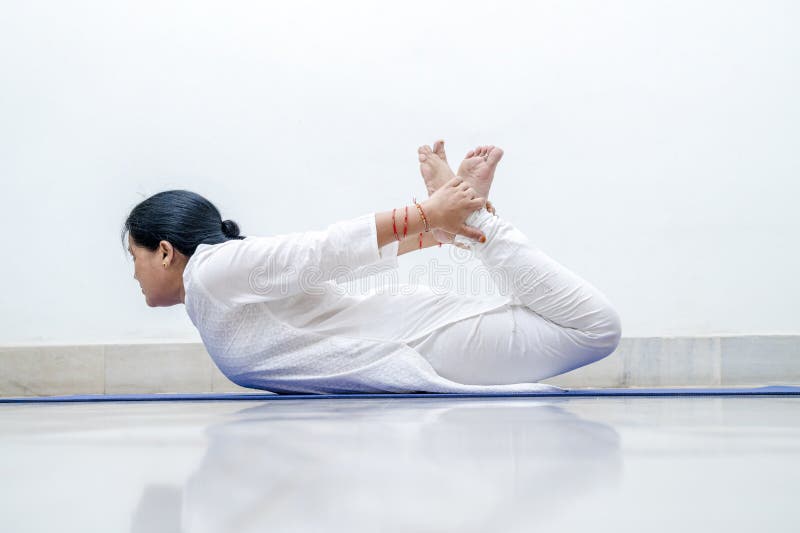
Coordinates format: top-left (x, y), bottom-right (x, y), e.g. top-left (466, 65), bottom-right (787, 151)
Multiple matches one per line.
top-left (128, 235), bottom-right (187, 307)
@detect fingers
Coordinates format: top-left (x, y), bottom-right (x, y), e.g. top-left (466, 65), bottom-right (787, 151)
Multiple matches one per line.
top-left (459, 224), bottom-right (487, 243)
top-left (452, 183), bottom-right (485, 207)
top-left (454, 181), bottom-right (473, 193)
top-left (447, 176), bottom-right (463, 187)
top-left (462, 185), bottom-right (484, 203)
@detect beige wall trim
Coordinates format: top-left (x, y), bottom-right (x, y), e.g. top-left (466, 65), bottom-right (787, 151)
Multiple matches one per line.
top-left (1, 336), bottom-right (798, 397)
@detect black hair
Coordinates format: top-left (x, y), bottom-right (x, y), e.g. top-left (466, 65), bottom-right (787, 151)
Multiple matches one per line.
top-left (121, 190), bottom-right (245, 257)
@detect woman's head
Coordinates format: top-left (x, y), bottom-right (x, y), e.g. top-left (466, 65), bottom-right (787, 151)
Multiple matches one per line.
top-left (121, 190), bottom-right (245, 307)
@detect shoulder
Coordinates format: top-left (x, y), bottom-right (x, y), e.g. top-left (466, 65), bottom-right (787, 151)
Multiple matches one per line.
top-left (183, 239), bottom-right (250, 304)
top-left (183, 239), bottom-right (241, 283)
top-left (182, 236), bottom-right (292, 307)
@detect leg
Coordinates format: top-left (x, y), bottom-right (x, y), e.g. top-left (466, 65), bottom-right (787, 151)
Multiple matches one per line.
top-left (456, 207), bottom-right (622, 352)
top-left (410, 209), bottom-right (622, 385)
top-left (407, 303), bottom-right (615, 384)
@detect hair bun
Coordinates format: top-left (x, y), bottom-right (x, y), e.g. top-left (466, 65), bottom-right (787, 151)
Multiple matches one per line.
top-left (221, 219), bottom-right (241, 238)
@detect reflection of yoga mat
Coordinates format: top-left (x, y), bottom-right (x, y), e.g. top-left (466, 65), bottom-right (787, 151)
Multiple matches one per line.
top-left (1, 385), bottom-right (798, 403)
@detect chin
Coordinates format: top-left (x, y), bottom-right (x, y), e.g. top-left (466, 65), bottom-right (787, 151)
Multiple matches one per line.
top-left (145, 297), bottom-right (174, 308)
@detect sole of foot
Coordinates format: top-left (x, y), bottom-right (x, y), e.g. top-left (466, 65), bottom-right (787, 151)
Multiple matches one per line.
top-left (456, 145), bottom-right (504, 200)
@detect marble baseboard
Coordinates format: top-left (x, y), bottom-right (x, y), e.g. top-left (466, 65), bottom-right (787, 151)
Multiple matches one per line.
top-left (0, 343), bottom-right (251, 397)
top-left (0, 336), bottom-right (797, 397)
top-left (540, 335), bottom-right (799, 388)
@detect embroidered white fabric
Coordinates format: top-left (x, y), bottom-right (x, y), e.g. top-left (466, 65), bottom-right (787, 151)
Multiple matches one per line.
top-left (183, 210), bottom-right (619, 394)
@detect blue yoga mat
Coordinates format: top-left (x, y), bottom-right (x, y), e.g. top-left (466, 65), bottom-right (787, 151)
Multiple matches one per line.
top-left (1, 385), bottom-right (798, 403)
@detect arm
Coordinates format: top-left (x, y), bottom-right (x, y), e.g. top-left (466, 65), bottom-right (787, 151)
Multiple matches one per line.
top-left (192, 178), bottom-right (485, 306)
top-left (395, 199), bottom-right (497, 255)
top-left (397, 230), bottom-right (443, 256)
top-left (374, 203), bottom-right (433, 249)
top-left (192, 213), bottom-right (399, 307)
top-left (377, 177), bottom-right (488, 253)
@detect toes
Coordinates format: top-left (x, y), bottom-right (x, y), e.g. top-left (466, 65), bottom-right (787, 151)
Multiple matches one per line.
top-left (465, 149), bottom-right (475, 158)
top-left (487, 147), bottom-right (504, 165)
top-left (433, 139), bottom-right (448, 162)
top-left (418, 145), bottom-right (433, 162)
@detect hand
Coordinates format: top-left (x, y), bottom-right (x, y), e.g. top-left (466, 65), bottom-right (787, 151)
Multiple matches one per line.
top-left (422, 176), bottom-right (487, 242)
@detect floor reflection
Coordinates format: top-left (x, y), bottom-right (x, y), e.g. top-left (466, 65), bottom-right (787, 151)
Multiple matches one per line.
top-left (135, 399), bottom-right (622, 532)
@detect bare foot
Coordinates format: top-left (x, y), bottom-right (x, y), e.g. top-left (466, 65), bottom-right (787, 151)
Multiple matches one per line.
top-left (456, 145), bottom-right (504, 199)
top-left (420, 141), bottom-right (499, 217)
top-left (418, 141), bottom-right (464, 245)
top-left (418, 141), bottom-right (499, 245)
top-left (418, 142), bottom-right (453, 196)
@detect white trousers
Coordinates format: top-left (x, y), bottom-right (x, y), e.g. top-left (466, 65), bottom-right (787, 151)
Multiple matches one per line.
top-left (407, 208), bottom-right (622, 385)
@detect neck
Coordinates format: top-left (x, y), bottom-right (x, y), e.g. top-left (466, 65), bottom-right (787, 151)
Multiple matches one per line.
top-left (175, 258), bottom-right (188, 305)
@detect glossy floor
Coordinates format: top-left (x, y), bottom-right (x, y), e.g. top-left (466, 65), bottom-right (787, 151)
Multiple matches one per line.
top-left (1, 396), bottom-right (798, 532)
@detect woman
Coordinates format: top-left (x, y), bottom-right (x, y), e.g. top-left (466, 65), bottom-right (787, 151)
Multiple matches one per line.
top-left (122, 142), bottom-right (621, 394)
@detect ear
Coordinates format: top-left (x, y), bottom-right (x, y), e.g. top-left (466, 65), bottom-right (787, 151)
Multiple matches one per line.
top-left (159, 240), bottom-right (174, 260)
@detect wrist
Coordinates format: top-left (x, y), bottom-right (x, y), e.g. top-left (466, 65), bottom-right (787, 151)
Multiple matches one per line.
top-left (418, 199), bottom-right (438, 230)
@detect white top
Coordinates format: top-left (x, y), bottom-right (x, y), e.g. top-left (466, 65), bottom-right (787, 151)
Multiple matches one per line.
top-left (183, 212), bottom-right (565, 394)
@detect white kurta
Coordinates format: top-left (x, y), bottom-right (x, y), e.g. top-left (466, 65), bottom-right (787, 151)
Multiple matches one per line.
top-left (183, 212), bottom-right (565, 394)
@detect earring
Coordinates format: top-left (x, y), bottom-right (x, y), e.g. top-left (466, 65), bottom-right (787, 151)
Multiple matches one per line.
top-left (162, 263), bottom-right (167, 268)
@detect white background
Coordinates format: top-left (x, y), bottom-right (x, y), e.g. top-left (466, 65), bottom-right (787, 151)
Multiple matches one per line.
top-left (1, 0), bottom-right (797, 344)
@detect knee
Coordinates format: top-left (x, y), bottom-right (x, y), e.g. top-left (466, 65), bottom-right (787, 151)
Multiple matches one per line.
top-left (587, 307), bottom-right (622, 360)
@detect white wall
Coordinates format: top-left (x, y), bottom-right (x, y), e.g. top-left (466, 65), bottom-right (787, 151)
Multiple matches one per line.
top-left (1, 0), bottom-right (798, 345)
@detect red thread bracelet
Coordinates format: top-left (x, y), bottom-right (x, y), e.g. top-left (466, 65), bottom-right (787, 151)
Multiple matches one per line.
top-left (392, 207), bottom-right (400, 241)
